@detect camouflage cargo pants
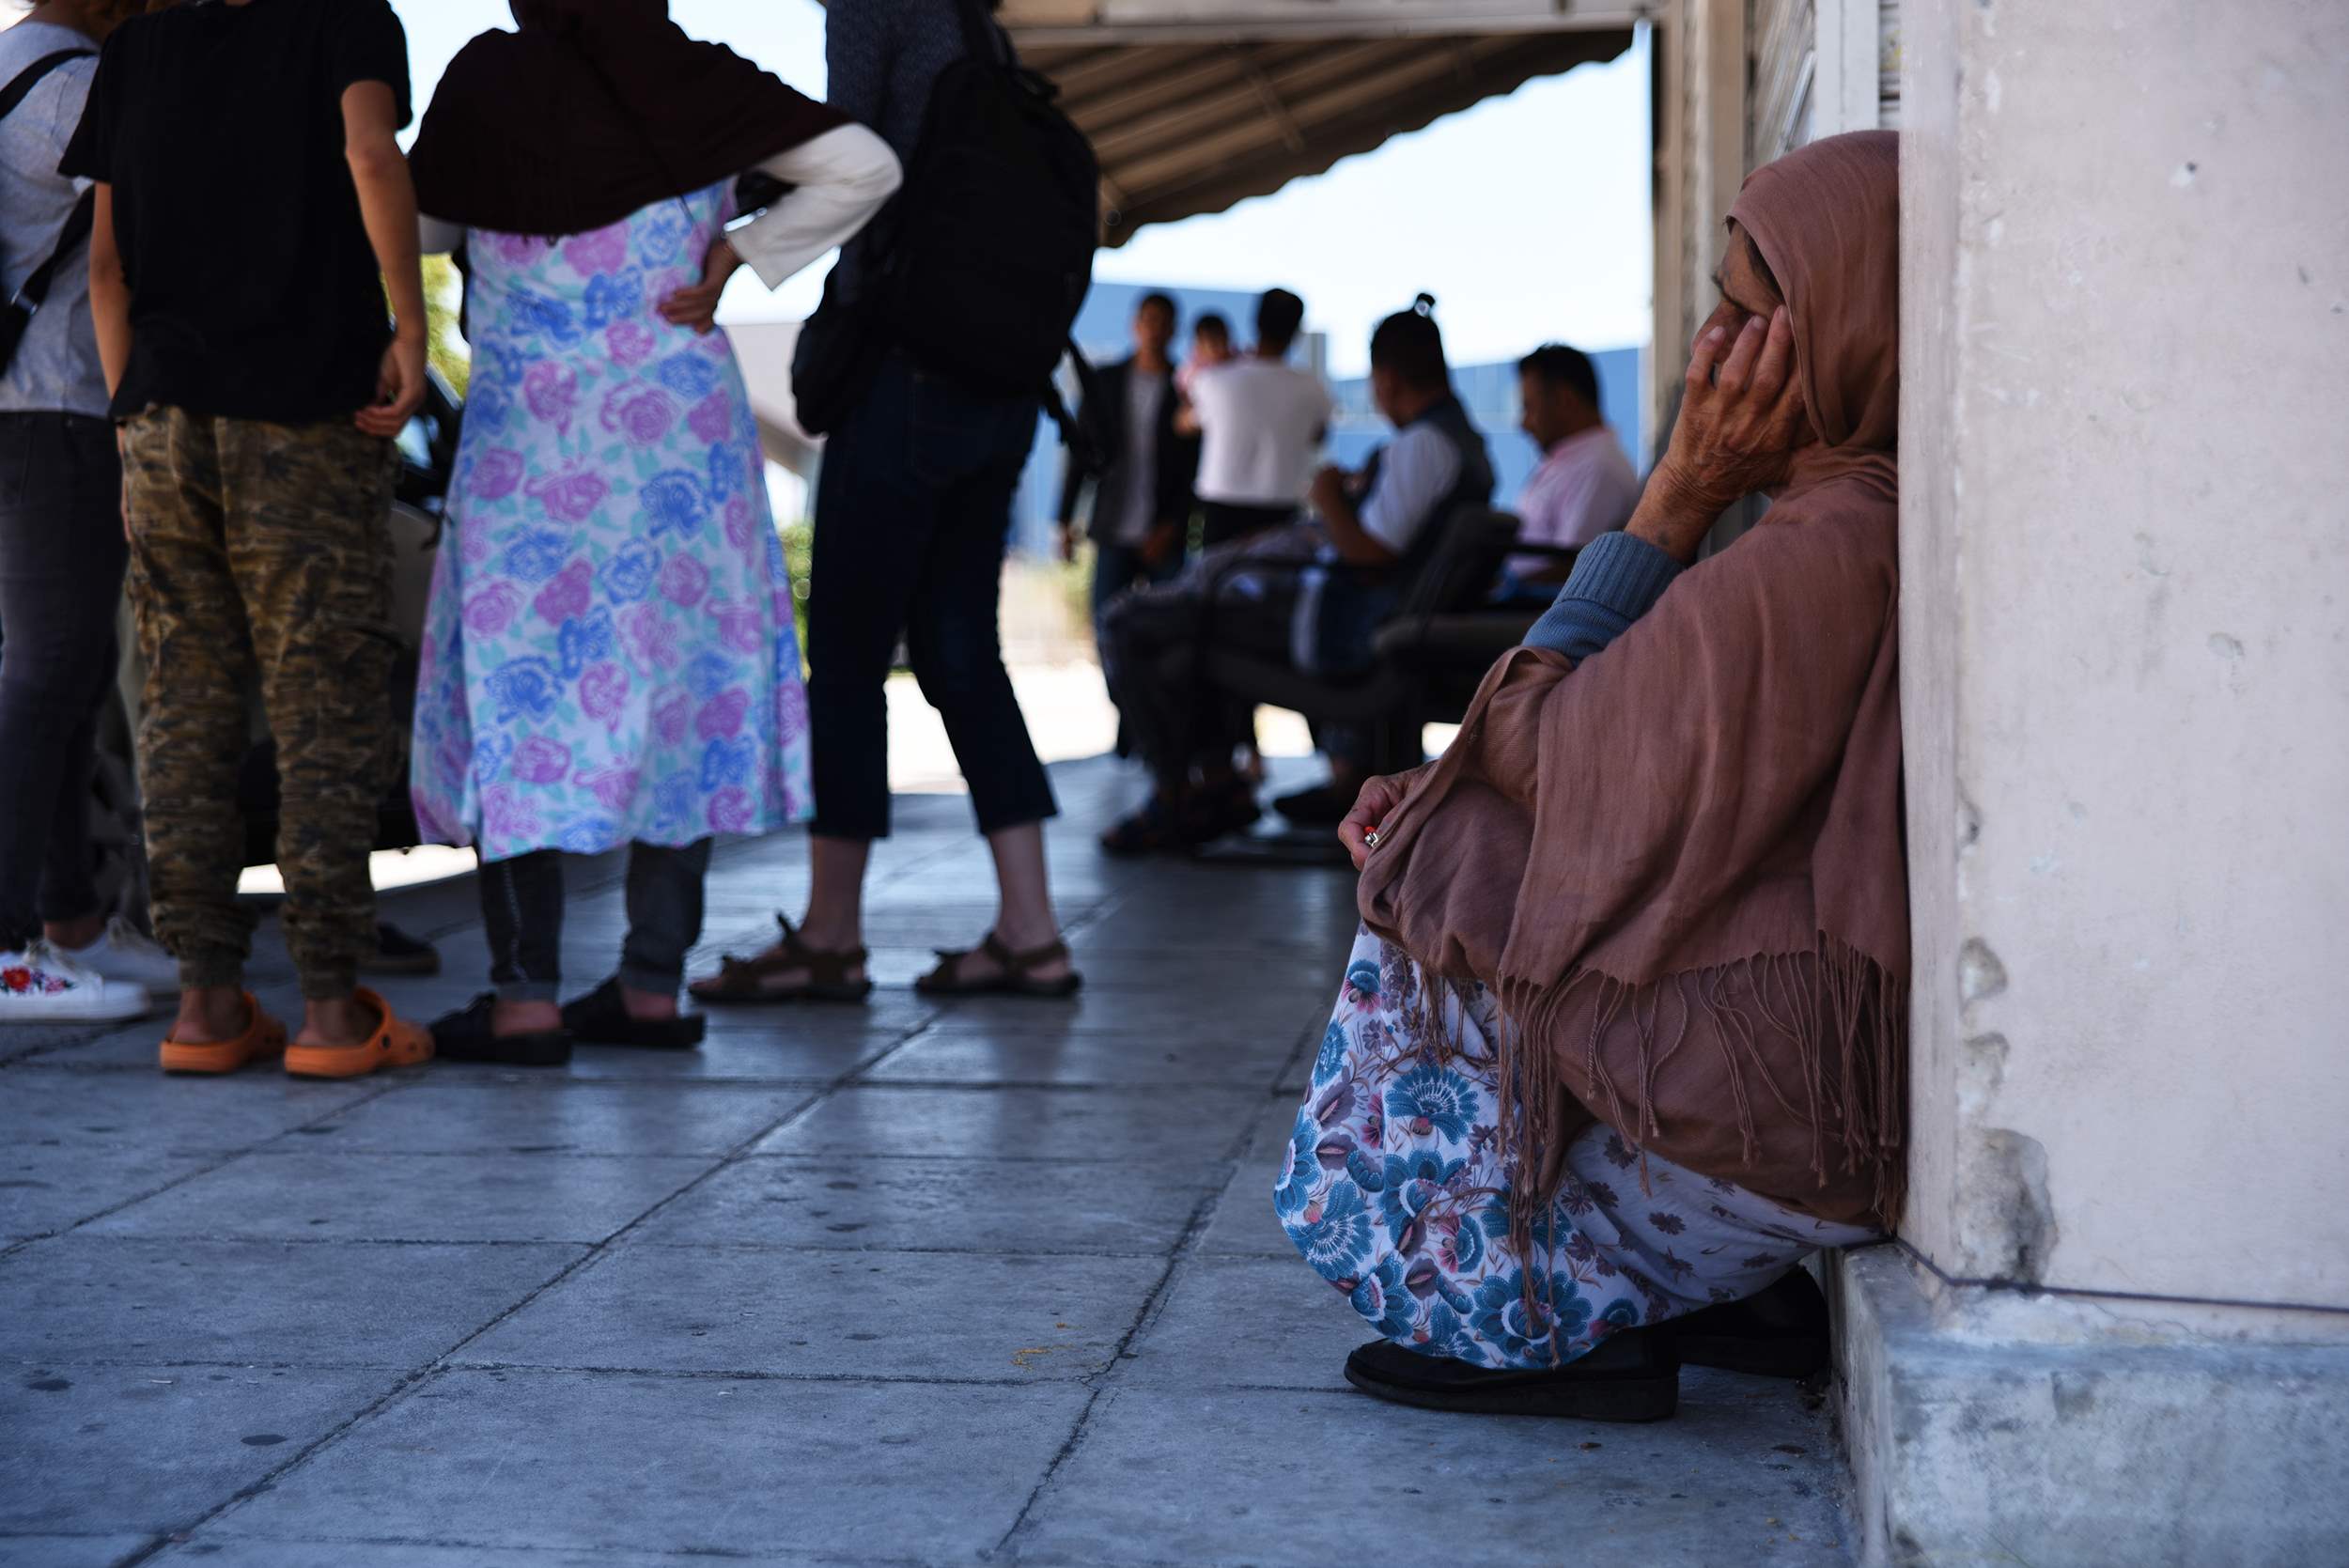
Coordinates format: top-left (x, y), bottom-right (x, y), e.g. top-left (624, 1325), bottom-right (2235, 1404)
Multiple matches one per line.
top-left (120, 408), bottom-right (398, 1000)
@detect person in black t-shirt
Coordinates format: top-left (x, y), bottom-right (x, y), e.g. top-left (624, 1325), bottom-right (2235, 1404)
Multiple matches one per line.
top-left (61, 0), bottom-right (435, 1080)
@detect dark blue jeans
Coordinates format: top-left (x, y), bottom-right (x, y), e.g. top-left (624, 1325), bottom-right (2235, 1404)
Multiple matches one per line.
top-left (807, 355), bottom-right (1056, 841)
top-left (0, 412), bottom-right (128, 950)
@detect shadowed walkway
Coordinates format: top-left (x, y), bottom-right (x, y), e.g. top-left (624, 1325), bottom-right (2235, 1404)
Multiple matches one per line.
top-left (2, 756), bottom-right (1854, 1566)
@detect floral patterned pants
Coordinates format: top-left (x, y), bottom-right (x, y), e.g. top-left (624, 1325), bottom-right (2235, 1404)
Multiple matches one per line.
top-left (1276, 929), bottom-right (1876, 1371)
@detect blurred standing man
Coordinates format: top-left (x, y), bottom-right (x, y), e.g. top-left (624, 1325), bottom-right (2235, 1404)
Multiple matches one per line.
top-left (64, 0), bottom-right (435, 1077)
top-left (1058, 291), bottom-right (1197, 749)
top-left (1496, 342), bottom-right (1641, 602)
top-left (0, 0), bottom-right (176, 1025)
top-left (1182, 287), bottom-right (1330, 549)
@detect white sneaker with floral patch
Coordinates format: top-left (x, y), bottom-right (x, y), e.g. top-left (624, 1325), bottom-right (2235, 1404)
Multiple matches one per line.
top-left (0, 942), bottom-right (151, 1023)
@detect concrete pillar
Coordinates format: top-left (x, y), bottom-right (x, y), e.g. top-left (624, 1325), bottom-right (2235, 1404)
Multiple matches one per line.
top-left (1835, 1), bottom-right (2349, 1562)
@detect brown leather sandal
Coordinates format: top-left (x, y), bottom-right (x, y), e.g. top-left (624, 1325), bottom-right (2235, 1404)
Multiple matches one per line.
top-left (688, 916), bottom-right (873, 1004)
top-left (914, 934), bottom-right (1083, 999)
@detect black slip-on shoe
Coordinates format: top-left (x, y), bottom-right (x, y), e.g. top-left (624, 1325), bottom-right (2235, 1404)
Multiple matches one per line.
top-left (1672, 1267), bottom-right (1830, 1379)
top-left (428, 993), bottom-right (572, 1067)
top-left (561, 977), bottom-right (707, 1050)
top-left (1342, 1329), bottom-right (1678, 1421)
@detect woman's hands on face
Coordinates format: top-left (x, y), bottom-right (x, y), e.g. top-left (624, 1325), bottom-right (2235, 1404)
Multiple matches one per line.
top-left (1630, 302), bottom-right (1805, 561)
top-left (659, 235), bottom-right (743, 335)
top-left (1339, 765), bottom-right (1431, 871)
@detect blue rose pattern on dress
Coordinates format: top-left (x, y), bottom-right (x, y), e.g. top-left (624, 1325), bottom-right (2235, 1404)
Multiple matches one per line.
top-left (1275, 927), bottom-right (1878, 1371)
top-left (412, 182), bottom-right (813, 862)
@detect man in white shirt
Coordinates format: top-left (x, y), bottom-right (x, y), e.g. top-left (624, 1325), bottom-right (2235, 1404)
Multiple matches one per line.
top-left (1182, 287), bottom-right (1332, 548)
top-left (1099, 298), bottom-right (1493, 854)
top-left (1497, 342), bottom-right (1642, 601)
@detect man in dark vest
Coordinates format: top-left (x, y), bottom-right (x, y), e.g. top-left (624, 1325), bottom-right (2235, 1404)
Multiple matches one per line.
top-left (1099, 297), bottom-right (1493, 855)
top-left (1059, 291), bottom-right (1198, 752)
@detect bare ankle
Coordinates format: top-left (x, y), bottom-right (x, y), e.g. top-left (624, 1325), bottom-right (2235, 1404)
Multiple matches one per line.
top-left (621, 986), bottom-right (678, 1021)
top-left (297, 994), bottom-right (375, 1048)
top-left (492, 999), bottom-right (563, 1035)
top-left (173, 986), bottom-right (248, 1044)
top-left (44, 915), bottom-right (104, 952)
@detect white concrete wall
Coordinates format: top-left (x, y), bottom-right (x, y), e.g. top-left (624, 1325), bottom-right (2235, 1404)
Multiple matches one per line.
top-left (1899, 0), bottom-right (2349, 1311)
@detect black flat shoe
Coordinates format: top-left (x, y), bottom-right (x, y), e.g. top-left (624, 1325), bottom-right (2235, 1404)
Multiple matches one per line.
top-left (561, 977), bottom-right (706, 1049)
top-left (1671, 1266), bottom-right (1831, 1379)
top-left (428, 994), bottom-right (572, 1067)
top-left (1343, 1329), bottom-right (1678, 1421)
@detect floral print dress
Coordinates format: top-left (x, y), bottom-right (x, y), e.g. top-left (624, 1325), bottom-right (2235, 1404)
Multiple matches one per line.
top-left (1277, 928), bottom-right (1877, 1371)
top-left (412, 182), bottom-right (812, 863)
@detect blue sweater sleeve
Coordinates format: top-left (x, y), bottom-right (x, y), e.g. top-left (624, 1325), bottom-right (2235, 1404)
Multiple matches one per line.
top-left (1521, 531), bottom-right (1685, 662)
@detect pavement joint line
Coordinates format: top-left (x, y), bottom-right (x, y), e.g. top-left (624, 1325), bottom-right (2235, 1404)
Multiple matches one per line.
top-left (116, 1001), bottom-right (932, 1562)
top-left (0, 1075), bottom-right (412, 1266)
top-left (986, 1106), bottom-right (1262, 1560)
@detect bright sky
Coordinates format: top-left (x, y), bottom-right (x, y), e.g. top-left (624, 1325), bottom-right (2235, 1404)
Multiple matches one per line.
top-left (392, 2), bottom-right (1652, 378)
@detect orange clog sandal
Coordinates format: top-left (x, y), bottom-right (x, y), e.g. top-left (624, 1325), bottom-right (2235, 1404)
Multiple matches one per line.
top-left (282, 987), bottom-right (436, 1080)
top-left (158, 994), bottom-right (288, 1076)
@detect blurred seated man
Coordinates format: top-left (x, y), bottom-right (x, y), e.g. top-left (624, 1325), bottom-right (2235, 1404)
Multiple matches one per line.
top-left (1099, 296), bottom-right (1492, 855)
top-left (1493, 342), bottom-right (1641, 604)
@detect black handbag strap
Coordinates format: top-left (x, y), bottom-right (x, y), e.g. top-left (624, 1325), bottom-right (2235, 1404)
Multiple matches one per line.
top-left (3, 49), bottom-right (100, 343)
top-left (0, 47), bottom-right (93, 123)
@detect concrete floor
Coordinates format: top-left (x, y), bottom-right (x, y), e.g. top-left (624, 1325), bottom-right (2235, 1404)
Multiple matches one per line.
top-left (2, 757), bottom-right (1857, 1566)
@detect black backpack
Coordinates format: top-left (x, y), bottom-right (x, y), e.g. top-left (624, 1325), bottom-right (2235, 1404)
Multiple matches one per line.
top-left (793, 0), bottom-right (1101, 442)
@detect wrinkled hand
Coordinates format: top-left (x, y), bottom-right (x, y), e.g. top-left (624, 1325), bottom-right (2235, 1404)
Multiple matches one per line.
top-left (1635, 303), bottom-right (1804, 559)
top-left (1338, 765), bottom-right (1430, 871)
top-left (355, 336), bottom-right (427, 438)
top-left (659, 236), bottom-right (743, 336)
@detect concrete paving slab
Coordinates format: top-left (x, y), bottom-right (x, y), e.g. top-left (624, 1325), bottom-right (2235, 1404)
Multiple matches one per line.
top-left (0, 1069), bottom-right (375, 1158)
top-left (0, 1535), bottom-right (151, 1567)
top-left (1120, 1254), bottom-right (1366, 1390)
top-left (290, 1083), bottom-right (815, 1157)
top-left (628, 1156), bottom-right (1213, 1256)
top-left (149, 1543), bottom-right (711, 1568)
top-left (213, 1369), bottom-right (1091, 1560)
top-left (915, 987), bottom-right (1330, 1037)
top-left (860, 1025), bottom-right (1288, 1089)
top-left (753, 1084), bottom-right (1260, 1169)
top-left (84, 1152), bottom-right (712, 1244)
top-left (0, 1364), bottom-right (397, 1535)
top-left (1011, 1384), bottom-right (1856, 1567)
top-left (458, 1244), bottom-right (1161, 1380)
top-left (1, 1143), bottom-right (219, 1242)
top-left (1196, 1147), bottom-right (1305, 1260)
top-left (0, 1237), bottom-right (581, 1368)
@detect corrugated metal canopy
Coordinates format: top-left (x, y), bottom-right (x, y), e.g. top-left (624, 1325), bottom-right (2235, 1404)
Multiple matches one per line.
top-left (1023, 27), bottom-right (1635, 244)
top-left (820, 3), bottom-right (1638, 248)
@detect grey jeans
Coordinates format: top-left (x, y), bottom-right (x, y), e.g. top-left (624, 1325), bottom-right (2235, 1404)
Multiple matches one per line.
top-left (478, 839), bottom-right (711, 1001)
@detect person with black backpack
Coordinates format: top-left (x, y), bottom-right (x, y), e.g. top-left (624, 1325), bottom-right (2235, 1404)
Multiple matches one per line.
top-left (0, 0), bottom-right (179, 1027)
top-left (693, 0), bottom-right (1098, 1004)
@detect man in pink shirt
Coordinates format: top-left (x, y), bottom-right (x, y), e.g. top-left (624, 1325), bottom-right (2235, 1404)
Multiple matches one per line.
top-left (1500, 343), bottom-right (1641, 602)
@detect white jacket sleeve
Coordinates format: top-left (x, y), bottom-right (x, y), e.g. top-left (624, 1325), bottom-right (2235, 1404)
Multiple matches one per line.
top-left (728, 124), bottom-right (903, 290)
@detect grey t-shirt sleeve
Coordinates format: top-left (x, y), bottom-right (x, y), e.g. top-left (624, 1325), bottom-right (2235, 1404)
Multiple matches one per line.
top-left (1521, 529), bottom-right (1685, 662)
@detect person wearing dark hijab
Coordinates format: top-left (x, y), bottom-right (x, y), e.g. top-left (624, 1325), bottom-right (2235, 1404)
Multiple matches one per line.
top-left (1279, 132), bottom-right (1906, 1421)
top-left (405, 0), bottom-right (900, 1065)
